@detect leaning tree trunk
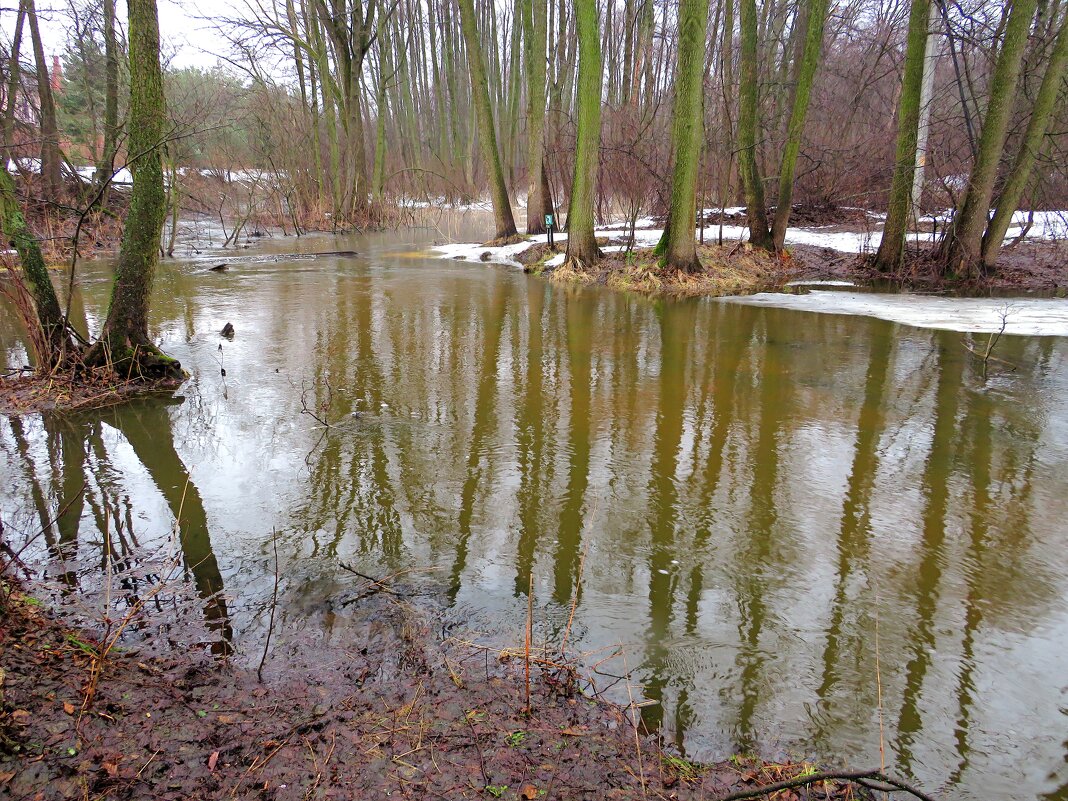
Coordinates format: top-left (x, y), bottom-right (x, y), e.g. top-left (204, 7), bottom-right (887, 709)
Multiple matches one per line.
top-left (565, 0), bottom-right (602, 266)
top-left (87, 0), bottom-right (181, 380)
top-left (872, 0), bottom-right (933, 272)
top-left (737, 0), bottom-right (774, 251)
top-left (981, 14), bottom-right (1068, 268)
top-left (26, 0), bottom-right (63, 202)
top-left (0, 167), bottom-right (73, 366)
top-left (770, 0), bottom-right (830, 251)
top-left (655, 0), bottom-right (709, 272)
top-left (457, 0), bottom-right (518, 241)
top-left (936, 0), bottom-right (1038, 278)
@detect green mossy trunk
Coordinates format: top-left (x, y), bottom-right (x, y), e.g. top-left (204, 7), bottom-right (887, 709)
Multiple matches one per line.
top-left (738, 0), bottom-right (774, 251)
top-left (981, 15), bottom-right (1068, 268)
top-left (523, 0), bottom-right (550, 234)
top-left (0, 167), bottom-right (71, 366)
top-left (937, 0), bottom-right (1039, 278)
top-left (657, 0), bottom-right (709, 272)
top-left (457, 0), bottom-right (518, 240)
top-left (872, 0), bottom-right (932, 272)
top-left (88, 0), bottom-right (180, 380)
top-left (565, 0), bottom-right (602, 266)
top-left (770, 0), bottom-right (830, 250)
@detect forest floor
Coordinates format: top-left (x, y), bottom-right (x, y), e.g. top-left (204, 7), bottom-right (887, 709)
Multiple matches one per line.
top-left (0, 582), bottom-right (893, 801)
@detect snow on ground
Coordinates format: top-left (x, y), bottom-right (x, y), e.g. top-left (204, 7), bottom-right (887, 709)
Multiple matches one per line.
top-left (722, 290), bottom-right (1068, 336)
top-left (433, 226), bottom-right (664, 266)
top-left (431, 212), bottom-right (1068, 338)
top-left (433, 209), bottom-right (1068, 269)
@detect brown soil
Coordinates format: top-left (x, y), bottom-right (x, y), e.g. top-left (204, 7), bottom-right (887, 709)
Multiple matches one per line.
top-left (0, 585), bottom-right (878, 801)
top-left (0, 371), bottom-right (185, 417)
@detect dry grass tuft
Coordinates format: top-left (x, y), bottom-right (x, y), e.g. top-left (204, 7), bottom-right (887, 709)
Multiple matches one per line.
top-left (549, 243), bottom-right (791, 297)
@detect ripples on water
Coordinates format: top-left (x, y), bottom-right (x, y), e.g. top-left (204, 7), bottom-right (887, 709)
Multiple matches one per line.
top-left (1, 223), bottom-right (1067, 800)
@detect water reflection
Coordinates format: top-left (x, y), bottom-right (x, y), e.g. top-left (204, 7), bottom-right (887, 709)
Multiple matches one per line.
top-left (2, 227), bottom-right (1067, 800)
top-left (0, 404), bottom-right (231, 651)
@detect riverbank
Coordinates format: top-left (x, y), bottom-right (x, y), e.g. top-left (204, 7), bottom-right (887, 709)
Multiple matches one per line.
top-left (432, 215), bottom-right (1068, 297)
top-left (0, 582), bottom-right (896, 801)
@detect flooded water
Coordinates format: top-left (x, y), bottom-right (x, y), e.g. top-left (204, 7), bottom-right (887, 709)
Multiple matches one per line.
top-left (2, 217), bottom-right (1067, 800)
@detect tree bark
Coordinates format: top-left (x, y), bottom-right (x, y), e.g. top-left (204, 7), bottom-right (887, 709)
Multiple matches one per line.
top-left (523, 0), bottom-right (550, 234)
top-left (0, 166), bottom-right (72, 366)
top-left (564, 0), bottom-right (601, 266)
top-left (738, 0), bottom-right (774, 250)
top-left (872, 0), bottom-right (932, 272)
top-left (656, 0), bottom-right (709, 271)
top-left (88, 0), bottom-right (181, 379)
top-left (3, 0), bottom-right (26, 154)
top-left (770, 0), bottom-right (830, 250)
top-left (95, 0), bottom-right (120, 200)
top-left (26, 0), bottom-right (63, 202)
top-left (981, 13), bottom-right (1068, 267)
top-left (937, 0), bottom-right (1039, 277)
top-left (457, 0), bottom-right (518, 239)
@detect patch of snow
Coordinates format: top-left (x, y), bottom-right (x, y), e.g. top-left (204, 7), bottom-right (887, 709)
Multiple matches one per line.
top-left (785, 279), bottom-right (858, 287)
top-left (723, 290), bottom-right (1068, 337)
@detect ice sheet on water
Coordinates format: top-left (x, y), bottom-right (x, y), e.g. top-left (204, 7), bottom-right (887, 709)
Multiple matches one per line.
top-left (723, 290), bottom-right (1068, 336)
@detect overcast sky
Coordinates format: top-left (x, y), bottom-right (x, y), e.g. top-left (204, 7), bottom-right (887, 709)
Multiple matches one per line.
top-left (3, 0), bottom-right (241, 70)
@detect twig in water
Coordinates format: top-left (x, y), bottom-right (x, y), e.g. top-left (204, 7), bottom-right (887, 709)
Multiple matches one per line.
top-left (713, 768), bottom-right (939, 801)
top-left (619, 643), bottom-right (647, 797)
top-left (258, 530), bottom-right (280, 682)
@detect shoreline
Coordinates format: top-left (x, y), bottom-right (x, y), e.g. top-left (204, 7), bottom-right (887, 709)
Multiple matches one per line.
top-left (0, 582), bottom-right (893, 800)
top-left (432, 225), bottom-right (1068, 299)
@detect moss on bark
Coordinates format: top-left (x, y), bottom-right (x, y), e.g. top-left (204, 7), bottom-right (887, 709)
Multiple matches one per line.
top-left (86, 0), bottom-right (182, 381)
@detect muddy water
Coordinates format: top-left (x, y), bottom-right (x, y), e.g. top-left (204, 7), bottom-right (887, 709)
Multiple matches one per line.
top-left (2, 218), bottom-right (1067, 799)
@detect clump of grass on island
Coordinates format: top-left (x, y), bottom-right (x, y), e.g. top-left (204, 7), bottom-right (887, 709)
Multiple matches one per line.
top-left (545, 242), bottom-right (791, 297)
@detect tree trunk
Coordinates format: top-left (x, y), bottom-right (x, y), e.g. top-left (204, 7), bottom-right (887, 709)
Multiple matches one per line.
top-left (981, 13), bottom-right (1068, 267)
top-left (910, 0), bottom-right (940, 218)
top-left (0, 166), bottom-right (72, 366)
top-left (26, 0), bottom-right (63, 202)
top-left (457, 0), bottom-right (518, 239)
top-left (523, 0), bottom-right (549, 233)
top-left (3, 0), bottom-right (26, 154)
top-left (87, 0), bottom-right (181, 380)
top-left (95, 0), bottom-right (120, 201)
top-left (656, 0), bottom-right (709, 272)
top-left (738, 0), bottom-right (774, 250)
top-left (770, 0), bottom-right (830, 250)
top-left (937, 0), bottom-right (1039, 277)
top-left (565, 0), bottom-right (601, 265)
top-left (872, 0), bottom-right (932, 272)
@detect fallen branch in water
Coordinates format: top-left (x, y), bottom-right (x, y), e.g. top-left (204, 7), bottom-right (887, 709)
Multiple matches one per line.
top-left (713, 767), bottom-right (938, 801)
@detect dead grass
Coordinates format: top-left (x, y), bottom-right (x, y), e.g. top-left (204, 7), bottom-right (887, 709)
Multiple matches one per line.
top-left (549, 243), bottom-right (793, 297)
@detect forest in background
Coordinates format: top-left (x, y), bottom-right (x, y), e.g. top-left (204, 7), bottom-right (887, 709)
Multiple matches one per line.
top-left (2, 0), bottom-right (1068, 272)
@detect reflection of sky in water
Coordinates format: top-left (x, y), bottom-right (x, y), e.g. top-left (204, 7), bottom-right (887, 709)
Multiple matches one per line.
top-left (2, 219), bottom-right (1067, 801)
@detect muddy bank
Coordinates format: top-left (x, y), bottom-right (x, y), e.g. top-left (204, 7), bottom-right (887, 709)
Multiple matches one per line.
top-left (0, 371), bottom-right (184, 417)
top-left (0, 584), bottom-right (892, 801)
top-left (788, 241), bottom-right (1068, 293)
